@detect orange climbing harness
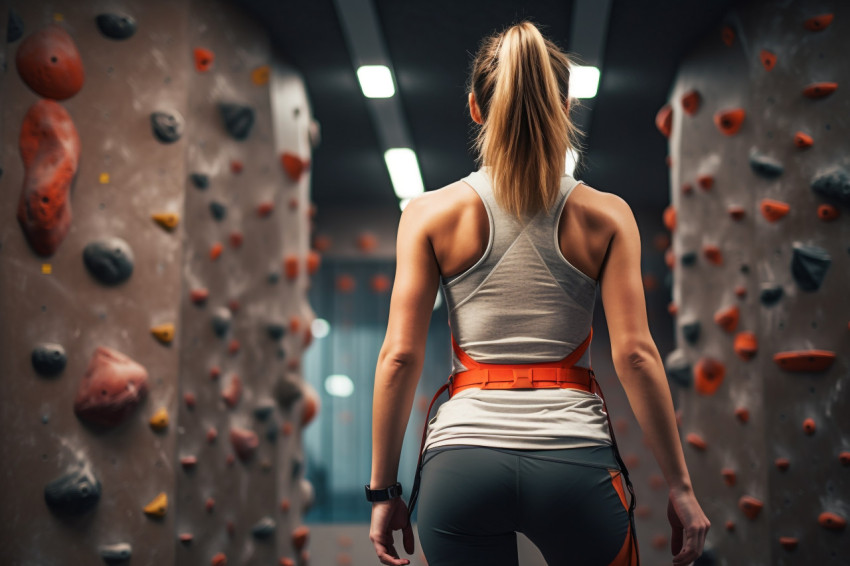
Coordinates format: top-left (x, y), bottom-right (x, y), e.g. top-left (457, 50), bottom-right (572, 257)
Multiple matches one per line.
top-left (407, 328), bottom-right (640, 564)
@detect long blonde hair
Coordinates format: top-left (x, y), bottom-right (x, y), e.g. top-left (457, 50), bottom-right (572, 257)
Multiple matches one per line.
top-left (470, 21), bottom-right (582, 218)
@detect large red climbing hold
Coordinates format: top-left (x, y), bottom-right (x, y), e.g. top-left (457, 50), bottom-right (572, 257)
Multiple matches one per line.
top-left (804, 14), bottom-right (834, 31)
top-left (794, 132), bottom-right (813, 149)
top-left (194, 47), bottom-right (214, 72)
top-left (703, 245), bottom-right (723, 266)
top-left (74, 347), bottom-right (149, 427)
top-left (662, 206), bottom-right (676, 232)
top-left (655, 104), bottom-right (672, 138)
top-left (734, 332), bottom-right (758, 361)
top-left (739, 496), bottom-right (764, 520)
top-left (760, 50), bottom-right (777, 71)
top-left (721, 25), bottom-right (735, 46)
top-left (773, 350), bottom-right (835, 372)
top-left (16, 24), bottom-right (85, 100)
top-left (714, 108), bottom-right (745, 135)
top-left (817, 204), bottom-right (839, 221)
top-left (818, 512), bottom-right (846, 531)
top-left (695, 358), bottom-right (725, 396)
top-left (17, 100), bottom-right (81, 256)
top-left (292, 526), bottom-right (310, 551)
top-left (281, 153), bottom-right (310, 181)
top-left (760, 199), bottom-right (790, 222)
top-left (230, 427), bottom-right (259, 461)
top-left (714, 305), bottom-right (739, 333)
top-left (802, 82), bottom-right (837, 99)
top-left (681, 90), bottom-right (701, 116)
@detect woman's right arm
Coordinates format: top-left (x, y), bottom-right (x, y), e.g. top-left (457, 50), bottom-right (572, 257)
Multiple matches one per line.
top-left (598, 195), bottom-right (710, 566)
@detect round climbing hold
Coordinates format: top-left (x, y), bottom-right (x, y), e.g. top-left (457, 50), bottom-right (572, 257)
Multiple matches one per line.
top-left (818, 512), bottom-right (846, 531)
top-left (695, 358), bottom-right (725, 395)
top-left (735, 407), bottom-right (750, 423)
top-left (794, 131), bottom-right (813, 149)
top-left (774, 350), bottom-right (835, 372)
top-left (149, 407), bottom-right (169, 431)
top-left (702, 245), bottom-right (723, 266)
top-left (152, 211), bottom-right (180, 231)
top-left (150, 322), bottom-right (175, 344)
top-left (95, 13), bottom-right (136, 40)
top-left (697, 174), bottom-right (714, 190)
top-left (358, 232), bottom-right (378, 253)
top-left (193, 47), bottom-right (214, 72)
top-left (734, 285), bottom-right (747, 298)
top-left (778, 537), bottom-right (798, 551)
top-left (143, 492), bottom-right (168, 517)
top-left (150, 111), bottom-right (183, 143)
top-left (228, 338), bottom-right (240, 355)
top-left (74, 347), bottom-right (149, 427)
top-left (184, 392), bottom-right (196, 408)
top-left (713, 305), bottom-right (739, 333)
top-left (83, 237), bottom-right (134, 285)
top-left (774, 457), bottom-right (790, 471)
top-left (681, 183), bottom-right (693, 194)
top-left (667, 302), bottom-right (678, 316)
top-left (211, 307), bottom-right (232, 338)
top-left (681, 321), bottom-right (700, 345)
top-left (44, 463), bottom-right (101, 515)
top-left (759, 49), bottom-right (776, 71)
top-left (733, 332), bottom-right (758, 361)
top-left (230, 427), bottom-right (259, 461)
top-left (721, 468), bottom-right (736, 486)
top-left (713, 108), bottom-right (745, 135)
top-left (802, 418), bottom-right (816, 435)
top-left (655, 104), bottom-right (672, 138)
top-left (725, 520), bottom-right (735, 532)
top-left (230, 160), bottom-right (243, 174)
top-left (759, 199), bottom-right (790, 222)
top-left (211, 552), bottom-right (227, 566)
top-left (190, 288), bottom-right (209, 305)
top-left (31, 342), bottom-right (67, 377)
top-left (738, 495), bottom-right (764, 520)
top-left (206, 427), bottom-right (218, 443)
top-left (802, 82), bottom-right (837, 99)
top-left (681, 90), bottom-right (700, 115)
top-left (727, 206), bottom-right (746, 220)
top-left (662, 205), bottom-right (676, 231)
top-left (16, 24), bottom-right (85, 100)
top-left (817, 204), bottom-right (839, 221)
top-left (209, 201), bottom-right (227, 221)
top-left (721, 25), bottom-right (735, 46)
top-left (804, 14), bottom-right (834, 31)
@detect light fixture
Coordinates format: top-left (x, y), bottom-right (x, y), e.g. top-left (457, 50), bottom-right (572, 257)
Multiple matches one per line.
top-left (570, 65), bottom-right (600, 99)
top-left (356, 65), bottom-right (395, 98)
top-left (399, 198), bottom-right (412, 211)
top-left (311, 318), bottom-right (330, 339)
top-left (565, 148), bottom-right (579, 176)
top-left (324, 374), bottom-right (355, 398)
top-left (384, 148), bottom-right (424, 199)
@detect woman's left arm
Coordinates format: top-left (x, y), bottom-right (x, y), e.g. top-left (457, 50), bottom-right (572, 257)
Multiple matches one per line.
top-left (370, 198), bottom-right (441, 566)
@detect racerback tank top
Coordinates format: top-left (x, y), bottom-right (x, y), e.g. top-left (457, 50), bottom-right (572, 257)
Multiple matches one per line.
top-left (424, 168), bottom-right (613, 451)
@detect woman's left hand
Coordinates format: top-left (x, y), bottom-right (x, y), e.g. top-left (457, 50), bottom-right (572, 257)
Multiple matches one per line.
top-left (369, 498), bottom-right (415, 565)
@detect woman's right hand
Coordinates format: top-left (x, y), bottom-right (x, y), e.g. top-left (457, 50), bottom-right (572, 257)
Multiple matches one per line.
top-left (667, 486), bottom-right (710, 565)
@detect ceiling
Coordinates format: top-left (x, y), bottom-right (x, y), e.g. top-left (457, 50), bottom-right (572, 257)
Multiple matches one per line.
top-left (235, 0), bottom-right (741, 209)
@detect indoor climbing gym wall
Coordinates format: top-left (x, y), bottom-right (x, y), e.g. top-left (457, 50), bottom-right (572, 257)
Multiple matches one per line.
top-left (659, 1), bottom-right (849, 564)
top-left (0, 1), bottom-right (319, 564)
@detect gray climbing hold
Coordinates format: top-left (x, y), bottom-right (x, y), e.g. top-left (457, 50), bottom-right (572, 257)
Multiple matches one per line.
top-left (150, 111), bottom-right (183, 143)
top-left (275, 377), bottom-right (303, 408)
top-left (759, 284), bottom-right (783, 306)
top-left (664, 349), bottom-right (692, 387)
top-left (694, 548), bottom-right (717, 566)
top-left (83, 237), bottom-right (134, 285)
top-left (681, 321), bottom-right (700, 345)
top-left (251, 516), bottom-right (276, 539)
top-left (811, 167), bottom-right (850, 204)
top-left (749, 152), bottom-right (784, 179)
top-left (211, 307), bottom-right (231, 338)
top-left (267, 322), bottom-right (286, 340)
top-left (7, 9), bottom-right (23, 43)
top-left (268, 271), bottom-right (280, 284)
top-left (209, 201), bottom-right (227, 221)
top-left (253, 400), bottom-right (275, 421)
top-left (95, 14), bottom-right (137, 40)
top-left (791, 243), bottom-right (831, 291)
top-left (190, 173), bottom-right (209, 189)
top-left (99, 542), bottom-right (132, 563)
top-left (681, 252), bottom-right (697, 267)
top-left (44, 463), bottom-right (101, 515)
top-left (266, 422), bottom-right (278, 443)
top-left (219, 103), bottom-right (255, 141)
top-left (292, 457), bottom-right (303, 479)
top-left (32, 343), bottom-right (67, 377)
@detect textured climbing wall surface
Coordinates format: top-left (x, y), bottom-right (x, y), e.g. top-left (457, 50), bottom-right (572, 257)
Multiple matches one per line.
top-left (0, 0), bottom-right (316, 564)
top-left (662, 2), bottom-right (849, 564)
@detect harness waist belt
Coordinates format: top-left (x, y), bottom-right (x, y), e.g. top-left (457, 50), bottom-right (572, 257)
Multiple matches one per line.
top-left (449, 366), bottom-right (593, 396)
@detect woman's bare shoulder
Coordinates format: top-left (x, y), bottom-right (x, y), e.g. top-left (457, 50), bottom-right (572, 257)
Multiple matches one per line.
top-left (570, 182), bottom-right (635, 231)
top-left (403, 181), bottom-right (480, 225)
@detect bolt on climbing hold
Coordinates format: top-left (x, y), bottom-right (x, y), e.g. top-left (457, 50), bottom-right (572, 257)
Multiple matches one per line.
top-left (804, 14), bottom-right (833, 31)
top-left (149, 408), bottom-right (169, 431)
top-left (713, 108), bottom-right (745, 135)
top-left (655, 104), bottom-right (672, 137)
top-left (738, 495), bottom-right (763, 519)
top-left (802, 82), bottom-right (837, 99)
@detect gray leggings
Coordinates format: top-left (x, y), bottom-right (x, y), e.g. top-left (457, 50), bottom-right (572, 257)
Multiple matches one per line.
top-left (417, 445), bottom-right (635, 566)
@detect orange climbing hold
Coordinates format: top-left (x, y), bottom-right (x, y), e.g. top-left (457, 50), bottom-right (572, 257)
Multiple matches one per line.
top-left (775, 458), bottom-right (790, 471)
top-left (721, 25), bottom-right (735, 46)
top-left (759, 50), bottom-right (776, 71)
top-left (667, 302), bottom-right (678, 316)
top-left (143, 492), bottom-right (168, 517)
top-left (818, 204), bottom-right (839, 221)
top-left (279, 559), bottom-right (295, 566)
top-left (721, 468), bottom-right (736, 486)
top-left (292, 525), bottom-right (310, 551)
top-left (803, 418), bottom-right (816, 435)
top-left (695, 358), bottom-right (726, 395)
top-left (281, 152), bottom-right (310, 181)
top-left (804, 14), bottom-right (834, 31)
top-left (257, 201), bottom-right (274, 217)
top-left (210, 242), bottom-right (223, 260)
top-left (227, 339), bottom-right (240, 355)
top-left (760, 199), bottom-right (790, 222)
top-left (151, 323), bottom-right (175, 344)
top-left (655, 104), bottom-right (672, 138)
top-left (734, 332), bottom-right (758, 361)
top-left (738, 495), bottom-right (764, 520)
top-left (735, 407), bottom-right (750, 423)
top-left (336, 274), bottom-right (356, 293)
top-left (251, 65), bottom-right (270, 86)
top-left (697, 175), bottom-right (714, 191)
top-left (818, 512), bottom-right (846, 531)
top-left (779, 537), bottom-right (798, 551)
top-left (16, 25), bottom-right (85, 100)
top-left (663, 206), bottom-right (676, 231)
top-left (714, 108), bottom-right (745, 135)
top-left (651, 534), bottom-right (667, 550)
top-left (794, 131), bottom-right (813, 148)
top-left (840, 452), bottom-right (850, 466)
top-left (370, 274), bottom-right (391, 293)
top-left (211, 552), bottom-right (227, 566)
top-left (714, 305), bottom-right (739, 332)
top-left (193, 47), bottom-right (214, 72)
top-left (190, 288), bottom-right (209, 305)
top-left (703, 245), bottom-right (723, 265)
top-left (803, 82), bottom-right (837, 99)
top-left (728, 206), bottom-right (746, 220)
top-left (152, 212), bottom-right (180, 231)
top-left (773, 350), bottom-right (836, 372)
top-left (734, 285), bottom-right (747, 298)
top-left (681, 90), bottom-right (701, 115)
top-left (307, 251), bottom-right (321, 275)
top-left (284, 255), bottom-right (299, 280)
top-left (357, 232), bottom-right (378, 252)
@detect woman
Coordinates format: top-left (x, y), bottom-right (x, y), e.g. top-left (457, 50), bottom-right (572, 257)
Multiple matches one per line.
top-left (367, 21), bottom-right (709, 566)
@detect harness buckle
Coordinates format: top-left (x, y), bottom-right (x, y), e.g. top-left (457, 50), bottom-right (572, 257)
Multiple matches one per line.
top-left (511, 368), bottom-right (533, 389)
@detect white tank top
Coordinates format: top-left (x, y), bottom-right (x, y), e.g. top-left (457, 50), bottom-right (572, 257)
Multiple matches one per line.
top-left (424, 168), bottom-right (613, 451)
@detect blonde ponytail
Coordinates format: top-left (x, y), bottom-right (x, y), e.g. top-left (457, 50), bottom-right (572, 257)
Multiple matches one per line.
top-left (470, 22), bottom-right (581, 218)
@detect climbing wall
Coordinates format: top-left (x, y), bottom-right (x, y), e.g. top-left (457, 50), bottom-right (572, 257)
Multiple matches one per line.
top-left (0, 1), bottom-right (318, 564)
top-left (659, 2), bottom-right (849, 564)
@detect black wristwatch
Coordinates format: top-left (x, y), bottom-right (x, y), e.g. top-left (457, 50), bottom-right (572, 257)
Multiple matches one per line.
top-left (365, 482), bottom-right (403, 502)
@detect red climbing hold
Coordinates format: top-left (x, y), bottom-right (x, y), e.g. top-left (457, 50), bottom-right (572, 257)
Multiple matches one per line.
top-left (74, 347), bottom-right (149, 427)
top-left (759, 50), bottom-right (777, 71)
top-left (211, 552), bottom-right (227, 566)
top-left (803, 418), bottom-right (816, 435)
top-left (804, 14), bottom-right (834, 31)
top-left (738, 495), bottom-right (764, 520)
top-left (721, 468), bottom-right (736, 486)
top-left (370, 274), bottom-right (392, 293)
top-left (281, 152), bottom-right (310, 181)
top-left (773, 350), bottom-right (836, 372)
top-left (775, 458), bottom-right (790, 471)
top-left (667, 302), bottom-right (678, 316)
top-left (655, 104), bottom-right (672, 138)
top-left (257, 201), bottom-right (274, 217)
top-left (306, 251), bottom-right (321, 275)
top-left (210, 242), bottom-right (223, 261)
top-left (697, 174), bottom-right (714, 191)
top-left (179, 533), bottom-right (194, 543)
top-left (802, 82), bottom-right (837, 99)
top-left (194, 47), bottom-right (214, 72)
top-left (230, 160), bottom-right (243, 174)
top-left (760, 199), bottom-right (790, 222)
top-left (184, 392), bottom-right (196, 408)
top-left (206, 427), bottom-right (218, 443)
top-left (817, 204), bottom-right (839, 221)
top-left (222, 374), bottom-right (243, 408)
top-left (714, 108), bottom-right (745, 135)
top-left (779, 537), bottom-right (798, 551)
top-left (681, 90), bottom-right (701, 116)
top-left (230, 427), bottom-right (259, 461)
top-left (794, 132), bottom-right (813, 149)
top-left (725, 520), bottom-right (735, 532)
top-left (228, 339), bottom-right (240, 355)
top-left (734, 285), bottom-right (747, 298)
top-left (662, 206), bottom-right (676, 231)
top-left (695, 358), bottom-right (726, 395)
top-left (190, 288), bottom-right (209, 305)
top-left (357, 232), bottom-right (378, 253)
top-left (734, 332), bottom-right (758, 361)
top-left (681, 183), bottom-right (693, 195)
top-left (280, 559), bottom-right (295, 566)
top-left (664, 249), bottom-right (675, 270)
top-left (280, 498), bottom-right (292, 512)
top-left (209, 366), bottom-right (221, 380)
top-left (703, 245), bottom-right (723, 265)
top-left (284, 255), bottom-right (299, 280)
top-left (840, 452), bottom-right (850, 466)
top-left (16, 25), bottom-right (85, 100)
top-left (721, 25), bottom-right (735, 46)
top-left (314, 235), bottom-right (332, 252)
top-left (336, 274), bottom-right (356, 293)
top-left (289, 316), bottom-right (301, 333)
top-left (281, 422), bottom-right (294, 437)
top-left (180, 456), bottom-right (197, 469)
top-left (714, 305), bottom-right (739, 333)
top-left (735, 407), bottom-right (750, 423)
top-left (651, 534), bottom-right (667, 550)
top-left (17, 100), bottom-right (80, 256)
top-left (818, 512), bottom-right (846, 531)
top-left (728, 206), bottom-right (746, 220)
top-left (292, 526), bottom-right (310, 551)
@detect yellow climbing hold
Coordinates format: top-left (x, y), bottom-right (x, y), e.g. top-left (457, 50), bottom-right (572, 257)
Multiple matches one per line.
top-left (252, 65), bottom-right (270, 86)
top-left (151, 323), bottom-right (175, 344)
top-left (99, 173), bottom-right (110, 184)
top-left (53, 13), bottom-right (64, 22)
top-left (152, 212), bottom-right (180, 231)
top-left (149, 407), bottom-right (169, 430)
top-left (143, 492), bottom-right (168, 517)
top-left (41, 263), bottom-right (52, 274)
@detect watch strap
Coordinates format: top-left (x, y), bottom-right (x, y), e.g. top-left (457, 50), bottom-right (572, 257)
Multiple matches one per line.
top-left (365, 482), bottom-right (403, 502)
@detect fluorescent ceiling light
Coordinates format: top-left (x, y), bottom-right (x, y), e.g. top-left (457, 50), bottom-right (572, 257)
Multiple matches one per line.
top-left (311, 318), bottom-right (330, 339)
top-left (357, 65), bottom-right (395, 98)
top-left (384, 148), bottom-right (424, 199)
top-left (570, 65), bottom-right (600, 99)
top-left (399, 198), bottom-right (412, 211)
top-left (565, 148), bottom-right (579, 177)
top-left (324, 374), bottom-right (354, 398)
